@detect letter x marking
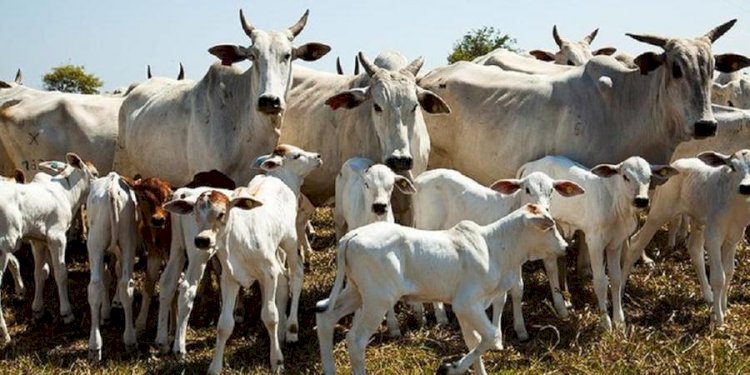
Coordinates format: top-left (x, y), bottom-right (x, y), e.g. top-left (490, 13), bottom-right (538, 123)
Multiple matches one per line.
top-left (28, 132), bottom-right (39, 145)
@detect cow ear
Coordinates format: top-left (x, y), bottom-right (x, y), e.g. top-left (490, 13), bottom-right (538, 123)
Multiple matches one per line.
top-left (65, 153), bottom-right (85, 170)
top-left (633, 52), bottom-right (664, 75)
top-left (650, 165), bottom-right (679, 186)
top-left (489, 179), bottom-right (522, 194)
top-left (259, 156), bottom-right (283, 171)
top-left (529, 50), bottom-right (556, 62)
top-left (325, 88), bottom-right (368, 110)
top-left (0, 81), bottom-right (11, 89)
top-left (715, 53), bottom-right (750, 73)
top-left (13, 169), bottom-right (25, 184)
top-left (594, 47), bottom-right (617, 56)
top-left (294, 43), bottom-right (331, 61)
top-left (697, 151), bottom-right (731, 167)
top-left (394, 176), bottom-right (417, 195)
top-left (553, 180), bottom-right (585, 197)
top-left (208, 44), bottom-right (248, 66)
top-left (417, 88), bottom-right (451, 114)
top-left (590, 164), bottom-right (619, 177)
top-left (229, 195), bottom-right (263, 211)
top-left (164, 199), bottom-right (195, 215)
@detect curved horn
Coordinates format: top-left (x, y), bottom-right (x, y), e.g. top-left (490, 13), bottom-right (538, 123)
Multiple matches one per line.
top-left (14, 69), bottom-right (22, 84)
top-left (626, 33), bottom-right (667, 48)
top-left (336, 57), bottom-right (343, 75)
top-left (402, 56), bottom-right (425, 77)
top-left (239, 9), bottom-right (255, 38)
top-left (147, 65), bottom-right (152, 79)
top-left (704, 19), bottom-right (737, 44)
top-left (583, 28), bottom-right (599, 45)
top-left (354, 55), bottom-right (360, 75)
top-left (358, 51), bottom-right (378, 76)
top-left (553, 25), bottom-right (563, 47)
top-left (177, 63), bottom-right (185, 80)
top-left (288, 9), bottom-right (310, 39)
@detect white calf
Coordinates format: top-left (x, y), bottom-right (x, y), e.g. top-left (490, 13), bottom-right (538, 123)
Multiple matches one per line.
top-left (0, 170), bottom-right (27, 300)
top-left (165, 144), bottom-right (322, 374)
top-left (86, 172), bottom-right (139, 361)
top-left (413, 168), bottom-right (583, 335)
top-left (0, 153), bottom-right (97, 343)
top-left (622, 150), bottom-right (750, 326)
top-left (334, 157), bottom-right (416, 336)
top-left (315, 204), bottom-right (567, 375)
top-left (520, 155), bottom-right (677, 330)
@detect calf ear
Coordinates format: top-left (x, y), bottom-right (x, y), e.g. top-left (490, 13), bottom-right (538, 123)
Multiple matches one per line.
top-left (257, 155), bottom-right (284, 172)
top-left (528, 214), bottom-right (556, 232)
top-left (590, 164), bottom-right (619, 178)
top-left (529, 50), bottom-right (556, 62)
top-left (164, 199), bottom-right (195, 215)
top-left (715, 53), bottom-right (750, 73)
top-left (325, 88), bottom-right (368, 110)
top-left (594, 47), bottom-right (617, 56)
top-left (489, 179), bottom-right (522, 195)
top-left (13, 169), bottom-right (25, 184)
top-left (38, 161), bottom-right (66, 175)
top-left (650, 165), bottom-right (679, 186)
top-left (208, 44), bottom-right (249, 66)
top-left (633, 52), bottom-right (664, 75)
top-left (229, 195), bottom-right (263, 211)
top-left (394, 176), bottom-right (417, 195)
top-left (553, 180), bottom-right (585, 197)
top-left (417, 88), bottom-right (451, 114)
top-left (294, 43), bottom-right (331, 61)
top-left (697, 151), bottom-right (731, 167)
top-left (65, 153), bottom-right (85, 170)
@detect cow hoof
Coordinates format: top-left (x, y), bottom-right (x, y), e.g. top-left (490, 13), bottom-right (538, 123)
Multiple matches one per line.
top-left (556, 307), bottom-right (570, 320)
top-left (436, 363), bottom-right (454, 375)
top-left (125, 343), bottom-right (137, 353)
top-left (174, 350), bottom-right (186, 361)
top-left (387, 329), bottom-right (402, 338)
top-left (600, 315), bottom-right (613, 331)
top-left (517, 331), bottom-right (529, 342)
top-left (62, 312), bottom-right (75, 324)
top-left (642, 256), bottom-right (656, 269)
top-left (32, 309), bottom-right (45, 322)
top-left (156, 342), bottom-right (170, 354)
top-left (112, 300), bottom-right (123, 310)
top-left (285, 332), bottom-right (299, 343)
top-left (272, 364), bottom-right (285, 375)
top-left (234, 314), bottom-right (245, 324)
top-left (88, 349), bottom-right (102, 362)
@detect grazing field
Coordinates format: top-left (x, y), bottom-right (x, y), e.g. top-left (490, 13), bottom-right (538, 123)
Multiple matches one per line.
top-left (1, 207), bottom-right (749, 374)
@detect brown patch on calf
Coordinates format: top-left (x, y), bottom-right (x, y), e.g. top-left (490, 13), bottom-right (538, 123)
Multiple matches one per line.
top-left (207, 190), bottom-right (230, 207)
top-left (272, 144), bottom-right (293, 157)
top-left (525, 203), bottom-right (542, 215)
top-left (133, 177), bottom-right (174, 259)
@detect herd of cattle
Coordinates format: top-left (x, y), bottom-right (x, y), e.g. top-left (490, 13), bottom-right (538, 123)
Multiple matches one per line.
top-left (1, 8), bottom-right (750, 374)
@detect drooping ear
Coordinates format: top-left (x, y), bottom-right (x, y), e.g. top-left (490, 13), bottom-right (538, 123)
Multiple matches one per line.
top-left (697, 151), bottom-right (731, 167)
top-left (650, 165), bottom-right (679, 186)
top-left (553, 180), bottom-right (585, 197)
top-left (208, 44), bottom-right (249, 66)
top-left (394, 175), bottom-right (417, 195)
top-left (529, 50), bottom-right (556, 62)
top-left (13, 169), bottom-right (25, 184)
top-left (260, 155), bottom-right (284, 171)
top-left (590, 164), bottom-right (619, 177)
top-left (294, 43), bottom-right (331, 61)
top-left (417, 87), bottom-right (451, 114)
top-left (633, 52), bottom-right (664, 75)
top-left (524, 204), bottom-right (556, 231)
top-left (715, 53), bottom-right (750, 73)
top-left (594, 47), bottom-right (617, 56)
top-left (65, 153), bottom-right (85, 169)
top-left (325, 88), bottom-right (369, 110)
top-left (489, 179), bottom-right (522, 194)
top-left (229, 195), bottom-right (263, 211)
top-left (164, 199), bottom-right (195, 215)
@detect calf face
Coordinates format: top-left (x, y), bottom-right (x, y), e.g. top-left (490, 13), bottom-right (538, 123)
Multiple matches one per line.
top-left (490, 171), bottom-right (585, 208)
top-left (697, 149), bottom-right (750, 196)
top-left (132, 177), bottom-right (173, 229)
top-left (591, 156), bottom-right (678, 209)
top-left (254, 143), bottom-right (323, 177)
top-left (362, 164), bottom-right (416, 216)
top-left (521, 203), bottom-right (569, 260)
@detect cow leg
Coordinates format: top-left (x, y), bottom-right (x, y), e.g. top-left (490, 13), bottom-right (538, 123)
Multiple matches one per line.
top-left (156, 242), bottom-right (186, 353)
top-left (110, 256), bottom-right (122, 310)
top-left (6, 254), bottom-right (24, 297)
top-left (281, 237), bottom-right (302, 343)
top-left (606, 242), bottom-right (625, 328)
top-left (100, 259), bottom-right (114, 323)
top-left (720, 238), bottom-right (739, 314)
top-left (173, 250), bottom-right (211, 357)
top-left (622, 216), bottom-right (666, 281)
top-left (262, 268), bottom-right (285, 373)
top-left (685, 227), bottom-right (713, 304)
top-left (442, 298), bottom-right (500, 375)
top-left (433, 302), bottom-right (449, 325)
top-left (491, 287), bottom-right (507, 341)
top-left (509, 273), bottom-right (528, 341)
top-left (118, 237), bottom-right (137, 351)
top-left (385, 306), bottom-right (401, 337)
top-left (543, 256), bottom-right (569, 318)
top-left (136, 250), bottom-right (161, 334)
top-left (0, 253), bottom-right (11, 343)
top-left (87, 239), bottom-right (106, 361)
top-left (347, 300), bottom-right (391, 375)
top-left (575, 231), bottom-right (592, 279)
top-left (456, 316), bottom-right (487, 375)
top-left (207, 273), bottom-right (241, 375)
top-left (47, 234), bottom-right (73, 323)
top-left (587, 235), bottom-right (611, 331)
top-left (30, 241), bottom-right (47, 320)
top-left (316, 285), bottom-right (361, 375)
top-left (705, 231), bottom-right (725, 326)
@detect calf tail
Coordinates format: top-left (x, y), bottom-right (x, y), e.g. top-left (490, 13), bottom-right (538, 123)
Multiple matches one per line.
top-left (108, 175), bottom-right (121, 252)
top-left (314, 232), bottom-right (356, 313)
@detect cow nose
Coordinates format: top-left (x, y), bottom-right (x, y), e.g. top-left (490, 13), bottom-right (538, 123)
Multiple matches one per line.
top-left (150, 216), bottom-right (166, 228)
top-left (194, 236), bottom-right (211, 249)
top-left (257, 95), bottom-right (283, 114)
top-left (372, 203), bottom-right (388, 215)
top-left (739, 185), bottom-right (750, 195)
top-left (694, 120), bottom-right (717, 139)
top-left (633, 197), bottom-right (649, 208)
top-left (386, 156), bottom-right (413, 172)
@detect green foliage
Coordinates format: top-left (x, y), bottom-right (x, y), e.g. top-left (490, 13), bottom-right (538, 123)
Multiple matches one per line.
top-left (447, 26), bottom-right (518, 64)
top-left (42, 64), bottom-right (103, 94)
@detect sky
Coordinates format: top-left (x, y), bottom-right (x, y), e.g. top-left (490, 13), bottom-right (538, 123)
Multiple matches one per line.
top-left (2, 0), bottom-right (750, 92)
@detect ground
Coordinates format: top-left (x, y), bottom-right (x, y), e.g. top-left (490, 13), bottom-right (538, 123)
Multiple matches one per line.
top-left (1, 208), bottom-right (749, 374)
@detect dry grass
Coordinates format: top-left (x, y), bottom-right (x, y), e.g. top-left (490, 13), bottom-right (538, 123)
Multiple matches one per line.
top-left (2, 207), bottom-right (750, 374)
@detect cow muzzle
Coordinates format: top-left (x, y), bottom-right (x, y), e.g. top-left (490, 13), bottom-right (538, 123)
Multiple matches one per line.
top-left (693, 120), bottom-right (718, 139)
top-left (739, 184), bottom-right (750, 196)
top-left (372, 203), bottom-right (388, 216)
top-left (386, 156), bottom-right (413, 172)
top-left (633, 197), bottom-right (650, 209)
top-left (150, 216), bottom-right (167, 228)
top-left (257, 95), bottom-right (283, 115)
top-left (194, 236), bottom-right (212, 250)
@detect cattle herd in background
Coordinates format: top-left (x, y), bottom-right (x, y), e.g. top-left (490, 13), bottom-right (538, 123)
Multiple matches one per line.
top-left (1, 8), bottom-right (750, 375)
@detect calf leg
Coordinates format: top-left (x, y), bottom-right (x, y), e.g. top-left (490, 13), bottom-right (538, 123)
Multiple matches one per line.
top-left (606, 242), bottom-right (625, 327)
top-left (510, 274), bottom-right (528, 340)
top-left (47, 235), bottom-right (74, 323)
top-left (442, 300), bottom-right (501, 375)
top-left (173, 250), bottom-right (212, 357)
top-left (0, 253), bottom-right (11, 343)
top-left (587, 236), bottom-right (612, 331)
top-left (155, 243), bottom-right (185, 353)
top-left (686, 227), bottom-right (713, 304)
top-left (281, 238), bottom-right (302, 343)
top-left (347, 300), bottom-right (391, 375)
top-left (705, 233), bottom-right (725, 325)
top-left (31, 241), bottom-right (47, 320)
top-left (6, 254), bottom-right (24, 297)
top-left (87, 244), bottom-right (106, 361)
top-left (543, 256), bottom-right (569, 318)
top-left (720, 238), bottom-right (740, 314)
top-left (316, 286), bottom-right (361, 375)
top-left (433, 302), bottom-right (449, 325)
top-left (261, 269), bottom-right (285, 373)
top-left (207, 273), bottom-right (241, 375)
top-left (118, 240), bottom-right (137, 351)
top-left (622, 216), bottom-right (667, 281)
top-left (456, 317), bottom-right (487, 375)
top-left (136, 250), bottom-right (161, 333)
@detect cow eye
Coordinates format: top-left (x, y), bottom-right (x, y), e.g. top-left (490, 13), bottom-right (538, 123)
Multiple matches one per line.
top-left (525, 188), bottom-right (530, 194)
top-left (247, 53), bottom-right (257, 61)
top-left (217, 212), bottom-right (225, 221)
top-left (373, 103), bottom-right (383, 112)
top-left (283, 53), bottom-right (291, 61)
top-left (672, 62), bottom-right (683, 79)
top-left (293, 154), bottom-right (301, 159)
top-left (567, 60), bottom-right (574, 66)
top-left (623, 175), bottom-right (630, 182)
top-left (411, 104), bottom-right (418, 112)
top-left (364, 182), bottom-right (370, 189)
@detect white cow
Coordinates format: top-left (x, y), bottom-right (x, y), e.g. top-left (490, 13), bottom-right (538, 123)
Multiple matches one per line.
top-left (315, 204), bottom-right (567, 375)
top-left (86, 172), bottom-right (139, 361)
top-left (520, 156), bottom-right (677, 330)
top-left (116, 9), bottom-right (330, 186)
top-left (413, 168), bottom-right (584, 335)
top-left (0, 170), bottom-right (27, 299)
top-left (0, 153), bottom-right (97, 343)
top-left (528, 25), bottom-right (617, 66)
top-left (622, 150), bottom-right (750, 326)
top-left (164, 144), bottom-right (321, 374)
top-left (712, 67), bottom-right (750, 109)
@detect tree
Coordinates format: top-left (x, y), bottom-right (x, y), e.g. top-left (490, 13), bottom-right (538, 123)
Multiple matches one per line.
top-left (43, 64), bottom-right (103, 94)
top-left (447, 26), bottom-right (518, 64)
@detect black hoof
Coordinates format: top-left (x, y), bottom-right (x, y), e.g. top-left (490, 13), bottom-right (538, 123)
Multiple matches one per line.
top-left (436, 363), bottom-right (452, 375)
top-left (32, 309), bottom-right (45, 322)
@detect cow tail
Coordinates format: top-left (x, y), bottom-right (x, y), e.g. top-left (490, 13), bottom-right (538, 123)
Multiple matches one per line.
top-left (108, 175), bottom-right (121, 252)
top-left (313, 232), bottom-right (356, 313)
